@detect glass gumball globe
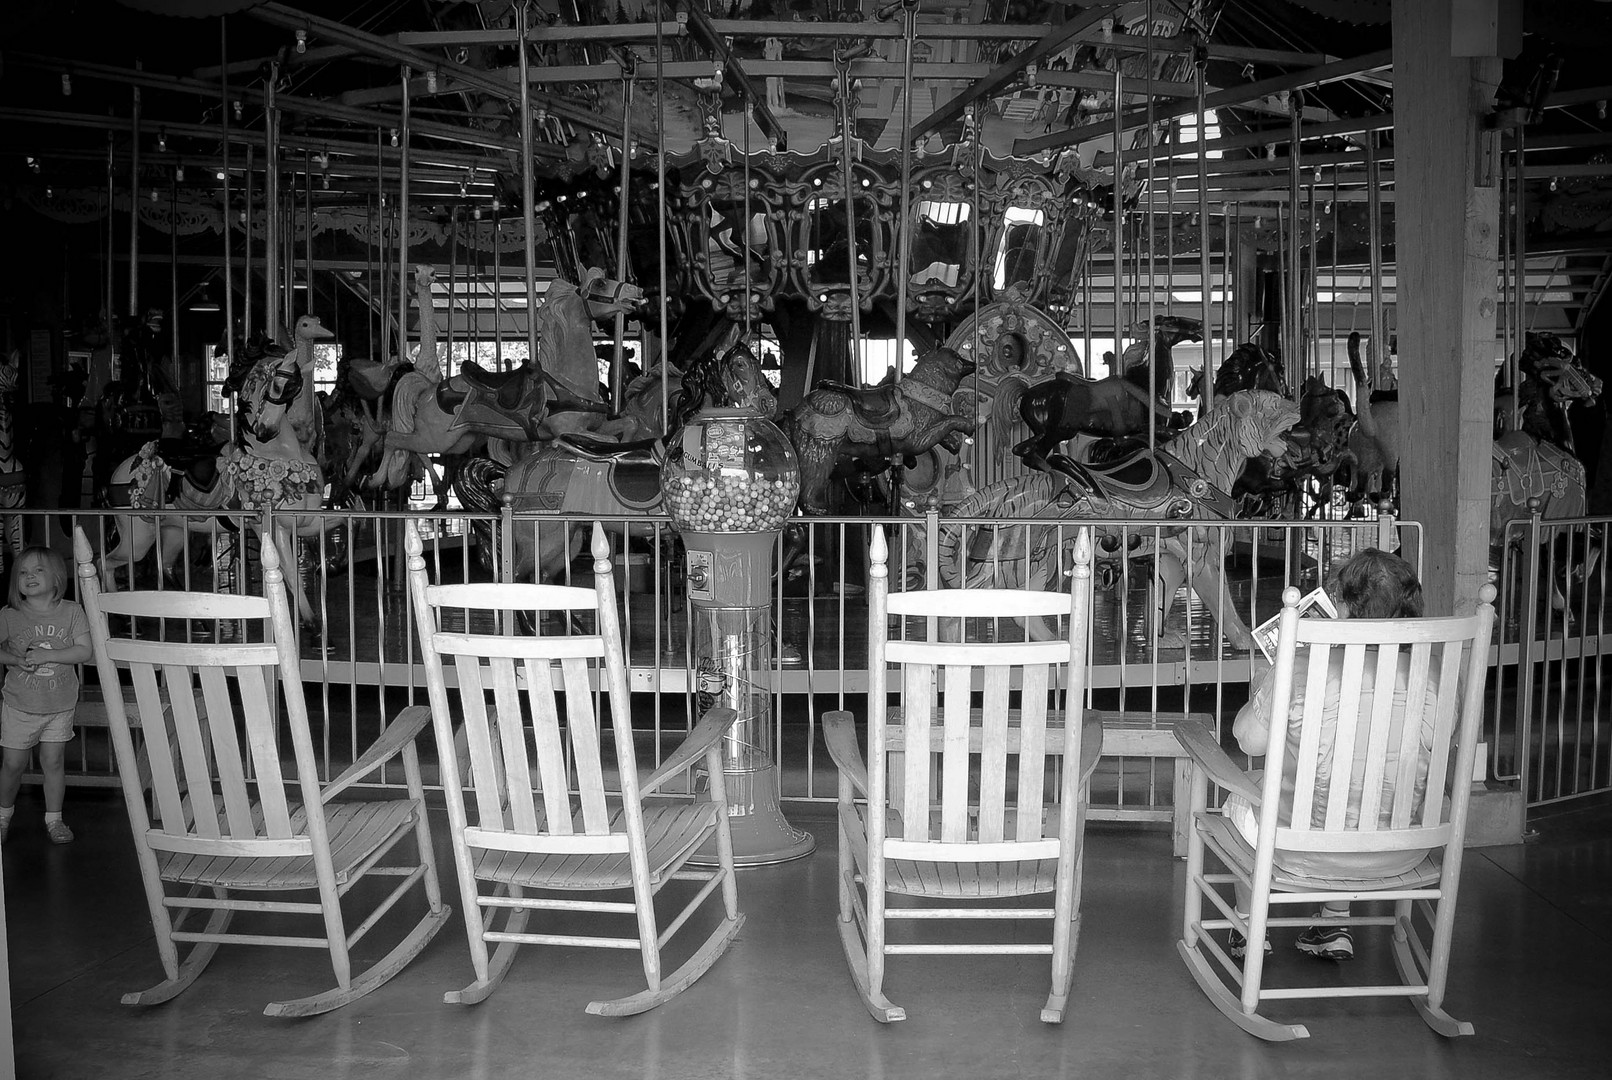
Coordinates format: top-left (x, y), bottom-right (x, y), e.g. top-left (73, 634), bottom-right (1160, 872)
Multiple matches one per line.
top-left (660, 407), bottom-right (801, 534)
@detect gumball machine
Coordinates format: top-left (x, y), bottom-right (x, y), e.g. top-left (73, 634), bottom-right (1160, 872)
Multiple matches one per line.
top-left (661, 405), bottom-right (815, 865)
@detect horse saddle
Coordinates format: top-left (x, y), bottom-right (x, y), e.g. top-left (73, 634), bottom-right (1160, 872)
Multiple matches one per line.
top-left (1046, 448), bottom-right (1236, 518)
top-left (550, 436), bottom-right (664, 511)
top-left (815, 381), bottom-right (904, 426)
top-left (436, 362), bottom-right (548, 442)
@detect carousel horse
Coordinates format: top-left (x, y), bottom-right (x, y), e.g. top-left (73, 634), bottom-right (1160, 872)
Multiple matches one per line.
top-left (99, 422), bottom-right (237, 590)
top-left (1186, 341), bottom-right (1289, 403)
top-left (0, 352), bottom-right (26, 563)
top-left (94, 309), bottom-right (180, 500)
top-left (455, 343), bottom-right (776, 583)
top-left (1010, 314), bottom-right (1202, 471)
top-left (349, 268), bottom-right (642, 490)
top-left (938, 390), bottom-right (1306, 649)
top-left (224, 314), bottom-right (333, 629)
top-left (780, 345), bottom-right (978, 515)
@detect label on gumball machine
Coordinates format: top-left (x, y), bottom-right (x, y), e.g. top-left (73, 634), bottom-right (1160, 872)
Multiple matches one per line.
top-left (700, 419), bottom-right (746, 473)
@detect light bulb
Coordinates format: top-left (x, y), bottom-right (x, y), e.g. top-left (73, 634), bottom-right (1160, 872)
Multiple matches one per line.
top-left (390, 128), bottom-right (399, 147)
top-left (1550, 176), bottom-right (1559, 192)
top-left (176, 164), bottom-right (184, 181)
top-left (26, 157), bottom-right (38, 173)
top-left (233, 100), bottom-right (243, 120)
top-left (61, 73), bottom-right (72, 96)
top-left (321, 173), bottom-right (329, 190)
top-left (295, 29), bottom-right (307, 54)
top-left (157, 128), bottom-right (167, 152)
top-left (150, 189), bottom-right (159, 202)
top-left (426, 70), bottom-right (438, 94)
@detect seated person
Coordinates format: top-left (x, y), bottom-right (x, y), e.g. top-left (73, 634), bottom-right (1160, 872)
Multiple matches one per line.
top-left (1224, 548), bottom-right (1438, 962)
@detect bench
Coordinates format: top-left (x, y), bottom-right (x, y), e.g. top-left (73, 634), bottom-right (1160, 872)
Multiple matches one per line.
top-left (1086, 709), bottom-right (1216, 858)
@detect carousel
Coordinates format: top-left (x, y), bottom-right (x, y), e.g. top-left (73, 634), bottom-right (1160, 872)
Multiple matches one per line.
top-left (3, 0), bottom-right (1612, 1049)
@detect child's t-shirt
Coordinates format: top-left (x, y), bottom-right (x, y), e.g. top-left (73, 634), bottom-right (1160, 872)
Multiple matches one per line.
top-left (0, 601), bottom-right (90, 713)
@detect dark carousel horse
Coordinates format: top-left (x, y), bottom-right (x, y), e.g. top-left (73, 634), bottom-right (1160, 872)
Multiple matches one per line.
top-left (454, 343), bottom-right (776, 583)
top-left (94, 309), bottom-right (180, 503)
top-left (1010, 314), bottom-right (1202, 471)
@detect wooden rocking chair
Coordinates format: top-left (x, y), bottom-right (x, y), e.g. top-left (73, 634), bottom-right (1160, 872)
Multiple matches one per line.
top-left (72, 527), bottom-right (450, 1017)
top-left (1176, 583), bottom-right (1497, 1040)
top-left (405, 521), bottom-right (743, 1014)
top-left (823, 526), bottom-right (1103, 1022)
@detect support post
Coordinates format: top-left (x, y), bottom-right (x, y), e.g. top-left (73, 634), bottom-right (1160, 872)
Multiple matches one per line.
top-left (1392, 0), bottom-right (1503, 616)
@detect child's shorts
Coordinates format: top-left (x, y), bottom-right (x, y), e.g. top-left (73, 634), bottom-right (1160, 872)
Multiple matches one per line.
top-left (0, 704), bottom-right (76, 751)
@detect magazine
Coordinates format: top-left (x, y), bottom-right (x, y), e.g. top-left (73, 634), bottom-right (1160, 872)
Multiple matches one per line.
top-left (1252, 587), bottom-right (1338, 662)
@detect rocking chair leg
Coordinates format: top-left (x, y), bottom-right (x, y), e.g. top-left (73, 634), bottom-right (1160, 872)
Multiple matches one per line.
top-left (264, 901), bottom-right (451, 1018)
top-left (122, 906), bottom-right (233, 1007)
top-left (447, 904), bottom-right (531, 1006)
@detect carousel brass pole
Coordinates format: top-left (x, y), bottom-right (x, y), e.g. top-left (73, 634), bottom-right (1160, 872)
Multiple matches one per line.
top-left (129, 74), bottom-right (141, 319)
top-left (1145, 0), bottom-right (1156, 450)
top-left (304, 148), bottom-right (314, 321)
top-left (398, 64), bottom-right (411, 363)
top-left (1112, 65), bottom-right (1125, 370)
top-left (242, 142), bottom-right (252, 340)
top-left (492, 199), bottom-right (504, 371)
top-left (1501, 133), bottom-right (1514, 409)
top-left (366, 192), bottom-right (375, 361)
top-left (1222, 200), bottom-right (1232, 355)
top-left (1366, 130), bottom-right (1385, 399)
top-left (611, 57), bottom-right (635, 412)
top-left (264, 62), bottom-right (280, 338)
top-left (105, 130), bottom-right (114, 352)
top-left (655, 10), bottom-right (669, 430)
top-left (1512, 128), bottom-right (1527, 428)
top-left (892, 0), bottom-right (918, 378)
top-left (1196, 52), bottom-right (1213, 412)
top-left (517, 2), bottom-right (540, 371)
top-left (1288, 92), bottom-right (1303, 385)
top-left (221, 17), bottom-right (236, 444)
top-left (837, 48), bottom-right (863, 374)
top-left (170, 166), bottom-right (179, 393)
top-left (377, 127), bottom-right (390, 363)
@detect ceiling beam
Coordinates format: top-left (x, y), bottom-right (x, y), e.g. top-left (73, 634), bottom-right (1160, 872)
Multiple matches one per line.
top-left (246, 2), bottom-right (622, 144)
top-left (913, 3), bottom-right (1120, 142)
top-left (1015, 47), bottom-right (1393, 156)
top-left (192, 44), bottom-right (362, 80)
top-left (395, 23), bottom-right (688, 46)
top-left (1090, 112), bottom-right (1393, 167)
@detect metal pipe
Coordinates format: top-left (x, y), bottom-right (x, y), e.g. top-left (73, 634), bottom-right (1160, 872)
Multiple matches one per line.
top-left (264, 62), bottom-right (280, 337)
top-left (129, 74), bottom-right (141, 318)
top-left (1113, 66), bottom-right (1125, 364)
top-left (611, 60), bottom-right (635, 412)
top-left (1197, 55), bottom-right (1213, 413)
top-left (399, 64), bottom-right (411, 362)
top-left (105, 131), bottom-right (114, 356)
top-left (517, 3), bottom-right (541, 370)
top-left (170, 165), bottom-right (179, 391)
top-left (1288, 93), bottom-right (1303, 381)
top-left (377, 127), bottom-right (389, 362)
top-left (304, 149), bottom-right (313, 320)
top-left (243, 142), bottom-right (253, 339)
top-left (1366, 130), bottom-right (1385, 395)
top-left (656, 11), bottom-right (669, 433)
top-left (1146, 0), bottom-right (1156, 450)
top-left (837, 50), bottom-right (863, 376)
top-left (220, 17), bottom-right (235, 428)
top-left (1513, 129), bottom-right (1528, 427)
top-left (893, 0), bottom-right (919, 380)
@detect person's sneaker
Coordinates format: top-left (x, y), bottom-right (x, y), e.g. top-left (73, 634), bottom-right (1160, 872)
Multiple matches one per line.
top-left (45, 820), bottom-right (74, 845)
top-left (1296, 923), bottom-right (1354, 960)
top-left (1227, 929), bottom-right (1272, 960)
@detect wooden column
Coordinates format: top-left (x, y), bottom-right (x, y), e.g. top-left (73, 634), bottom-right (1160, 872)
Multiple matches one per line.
top-left (1392, 0), bottom-right (1502, 616)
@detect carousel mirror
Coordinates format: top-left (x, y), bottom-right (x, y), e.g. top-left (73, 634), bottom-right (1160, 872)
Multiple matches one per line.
top-left (905, 166), bottom-right (977, 319)
top-left (992, 205), bottom-right (1045, 296)
top-left (792, 162), bottom-right (891, 319)
top-left (675, 171), bottom-right (783, 318)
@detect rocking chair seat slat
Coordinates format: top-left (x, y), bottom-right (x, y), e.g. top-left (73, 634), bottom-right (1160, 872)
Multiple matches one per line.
top-left (1194, 813), bottom-right (1442, 893)
top-left (472, 803), bottom-right (719, 891)
top-left (157, 799), bottom-right (422, 889)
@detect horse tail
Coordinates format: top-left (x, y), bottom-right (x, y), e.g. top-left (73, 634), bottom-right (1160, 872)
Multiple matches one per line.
top-left (1348, 332), bottom-right (1381, 441)
top-left (455, 455), bottom-right (507, 513)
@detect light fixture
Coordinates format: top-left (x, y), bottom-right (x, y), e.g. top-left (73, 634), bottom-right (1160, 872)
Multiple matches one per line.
top-left (61, 73), bottom-right (72, 96)
top-left (157, 128), bottom-right (167, 152)
top-left (26, 156), bottom-right (39, 174)
top-left (1550, 176), bottom-right (1560, 192)
top-left (216, 169), bottom-right (226, 180)
top-left (295, 29), bottom-right (307, 53)
top-left (176, 164), bottom-right (185, 181)
top-left (321, 173), bottom-right (329, 190)
top-left (426, 69), bottom-right (438, 94)
top-left (390, 128), bottom-right (399, 147)
top-left (189, 285), bottom-right (220, 312)
top-left (233, 100), bottom-right (243, 121)
top-left (1600, 100), bottom-right (1608, 120)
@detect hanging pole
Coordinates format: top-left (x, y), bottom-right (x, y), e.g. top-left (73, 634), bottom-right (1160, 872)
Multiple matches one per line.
top-left (1512, 128), bottom-right (1528, 428)
top-left (892, 0), bottom-right (919, 379)
top-left (105, 131), bottom-right (115, 357)
top-left (303, 147), bottom-right (313, 320)
top-left (219, 15), bottom-right (235, 393)
top-left (264, 61), bottom-right (280, 338)
top-left (1112, 65), bottom-right (1125, 367)
top-left (169, 165), bottom-right (179, 392)
top-left (1287, 92), bottom-right (1304, 384)
top-left (242, 142), bottom-right (252, 340)
top-left (1366, 130), bottom-right (1385, 396)
top-left (129, 72), bottom-right (141, 318)
top-left (1196, 49), bottom-right (1213, 413)
top-left (1145, 1), bottom-right (1157, 451)
top-left (611, 54), bottom-right (636, 412)
top-left (656, 10), bottom-right (670, 432)
top-left (492, 199), bottom-right (504, 371)
top-left (836, 47), bottom-right (863, 374)
top-left (376, 126), bottom-right (390, 362)
top-left (398, 64), bottom-right (411, 362)
top-left (517, 2), bottom-right (541, 371)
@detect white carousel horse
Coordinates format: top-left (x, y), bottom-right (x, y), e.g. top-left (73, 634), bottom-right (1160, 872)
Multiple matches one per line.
top-left (99, 430), bottom-right (236, 590)
top-left (227, 314), bottom-right (333, 629)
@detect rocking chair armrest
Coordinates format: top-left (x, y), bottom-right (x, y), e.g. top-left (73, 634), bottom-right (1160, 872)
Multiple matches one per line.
top-left (822, 711), bottom-right (869, 797)
top-left (322, 706), bottom-right (434, 803)
top-left (1174, 719), bottom-right (1262, 808)
top-left (641, 707), bottom-right (739, 796)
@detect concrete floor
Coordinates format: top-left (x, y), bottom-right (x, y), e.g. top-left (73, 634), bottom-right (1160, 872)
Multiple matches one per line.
top-left (5, 793), bottom-right (1611, 1080)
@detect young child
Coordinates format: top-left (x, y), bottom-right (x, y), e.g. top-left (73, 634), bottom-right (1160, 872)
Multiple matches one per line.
top-left (0, 547), bottom-right (93, 844)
